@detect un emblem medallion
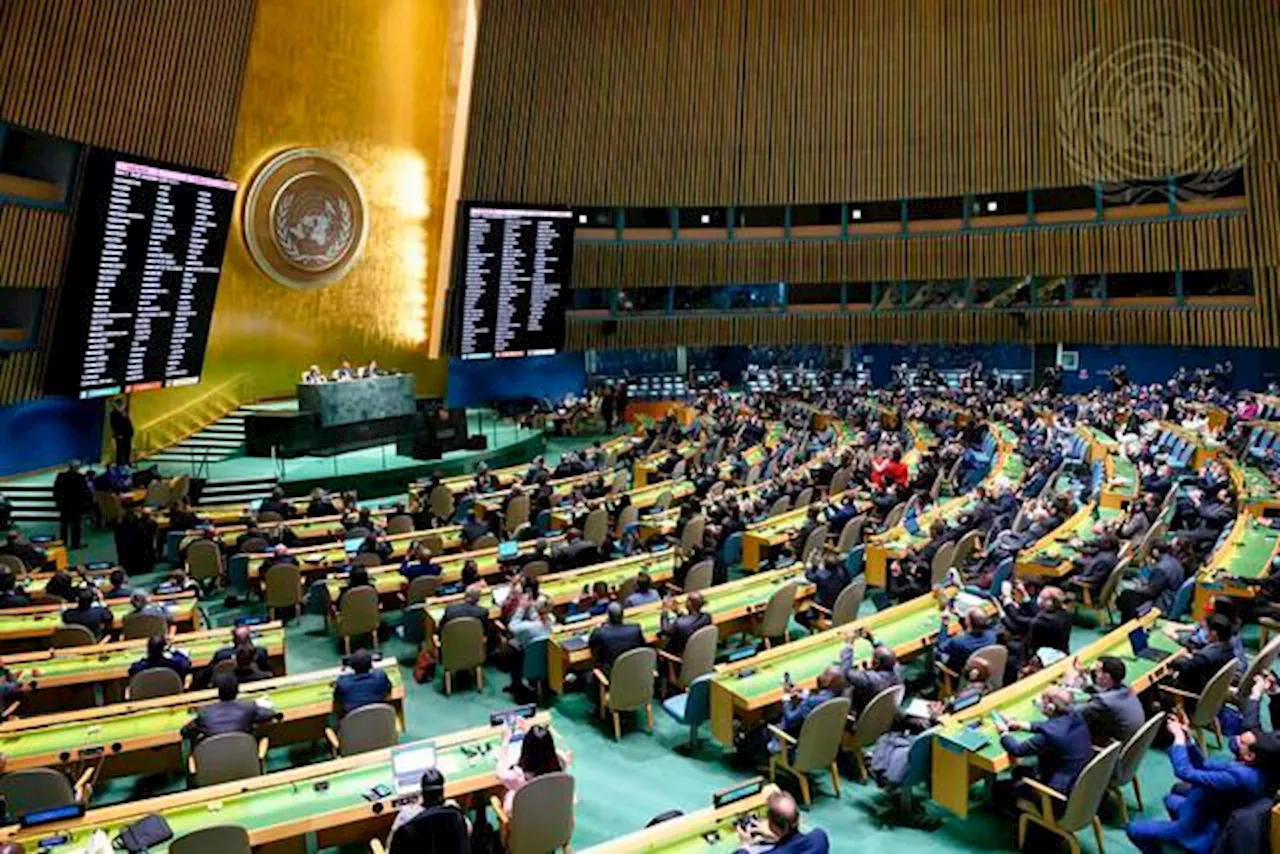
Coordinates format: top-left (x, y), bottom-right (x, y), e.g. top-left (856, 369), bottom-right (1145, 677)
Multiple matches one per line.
top-left (242, 148), bottom-right (368, 289)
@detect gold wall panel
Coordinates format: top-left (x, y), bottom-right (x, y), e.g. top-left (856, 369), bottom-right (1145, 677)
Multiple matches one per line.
top-left (0, 0), bottom-right (256, 406)
top-left (130, 0), bottom-right (465, 428)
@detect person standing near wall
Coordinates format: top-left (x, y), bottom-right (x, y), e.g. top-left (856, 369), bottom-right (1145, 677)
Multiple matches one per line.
top-left (110, 397), bottom-right (134, 466)
top-left (52, 460), bottom-right (92, 550)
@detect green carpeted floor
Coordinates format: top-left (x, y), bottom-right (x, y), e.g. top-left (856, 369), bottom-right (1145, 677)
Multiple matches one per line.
top-left (42, 435), bottom-right (1233, 852)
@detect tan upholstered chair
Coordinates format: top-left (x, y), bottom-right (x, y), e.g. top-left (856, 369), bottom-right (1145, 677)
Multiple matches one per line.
top-left (336, 586), bottom-right (380, 654)
top-left (768, 496), bottom-right (791, 518)
top-left (658, 623), bottom-right (717, 692)
top-left (833, 515), bottom-right (866, 553)
top-left (503, 494), bottom-right (531, 536)
top-left (386, 514), bottom-right (415, 535)
top-left (170, 826), bottom-right (250, 854)
top-left (928, 541), bottom-right (957, 587)
top-left (50, 624), bottom-right (97, 648)
top-left (595, 646), bottom-right (657, 740)
top-left (614, 505), bottom-right (639, 537)
top-left (936, 644), bottom-right (1007, 698)
top-left (264, 563), bottom-right (303, 620)
top-left (679, 516), bottom-right (707, 553)
top-left (325, 703), bottom-right (400, 756)
top-left (846, 684), bottom-right (905, 781)
top-left (582, 508), bottom-right (609, 547)
top-left (126, 667), bottom-right (184, 701)
top-left (1107, 712), bottom-right (1165, 823)
top-left (768, 696), bottom-right (852, 804)
top-left (1160, 659), bottom-right (1238, 752)
top-left (122, 612), bottom-right (168, 641)
top-left (186, 540), bottom-right (224, 589)
top-left (490, 771), bottom-right (575, 854)
top-left (753, 581), bottom-right (798, 649)
top-left (188, 732), bottom-right (267, 787)
top-left (1017, 742), bottom-right (1120, 854)
top-left (437, 616), bottom-right (485, 695)
top-left (681, 559), bottom-right (714, 594)
top-left (800, 525), bottom-right (829, 562)
top-left (405, 575), bottom-right (442, 604)
top-left (812, 577), bottom-right (866, 629)
top-left (428, 485), bottom-right (454, 522)
top-left (0, 768), bottom-right (93, 815)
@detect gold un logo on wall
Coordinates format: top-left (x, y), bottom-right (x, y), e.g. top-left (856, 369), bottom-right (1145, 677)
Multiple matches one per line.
top-left (242, 148), bottom-right (368, 289)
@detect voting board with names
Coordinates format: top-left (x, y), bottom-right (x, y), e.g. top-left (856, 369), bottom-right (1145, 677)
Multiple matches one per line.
top-left (457, 206), bottom-right (574, 360)
top-left (81, 160), bottom-right (236, 397)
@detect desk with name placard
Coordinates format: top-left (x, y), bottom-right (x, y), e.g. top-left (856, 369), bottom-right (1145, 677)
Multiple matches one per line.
top-left (0, 660), bottom-right (402, 779)
top-left (0, 712), bottom-right (538, 854)
top-left (930, 610), bottom-right (1183, 818)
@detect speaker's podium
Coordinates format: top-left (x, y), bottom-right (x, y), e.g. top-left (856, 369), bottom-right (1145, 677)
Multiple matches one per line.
top-left (242, 374), bottom-right (477, 459)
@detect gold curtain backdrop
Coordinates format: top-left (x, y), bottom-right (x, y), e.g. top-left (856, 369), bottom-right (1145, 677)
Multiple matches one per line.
top-left (128, 0), bottom-right (463, 429)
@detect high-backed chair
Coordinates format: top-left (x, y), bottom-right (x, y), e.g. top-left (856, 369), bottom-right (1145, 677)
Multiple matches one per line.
top-left (1159, 659), bottom-right (1237, 752)
top-left (353, 552), bottom-right (382, 568)
top-left (520, 637), bottom-right (550, 701)
top-left (428, 485), bottom-right (454, 522)
top-left (50, 624), bottom-right (97, 648)
top-left (882, 501), bottom-right (908, 531)
top-left (186, 540), bottom-right (224, 589)
top-left (521, 559), bottom-right (550, 580)
top-left (950, 529), bottom-right (982, 569)
top-left (238, 537), bottom-right (268, 555)
top-left (582, 508), bottom-right (609, 547)
top-left (616, 575), bottom-right (639, 605)
top-left (679, 516), bottom-right (706, 553)
top-left (325, 703), bottom-right (399, 756)
top-left (503, 494), bottom-right (531, 536)
top-left (928, 541), bottom-right (957, 587)
top-left (614, 505), bottom-right (639, 538)
top-left (794, 487), bottom-right (814, 509)
top-left (800, 525), bottom-right (828, 562)
top-left (490, 772), bottom-right (575, 854)
top-left (386, 514), bottom-right (415, 535)
top-left (1071, 555), bottom-right (1131, 626)
top-left (768, 496), bottom-right (791, 518)
top-left (0, 555), bottom-right (25, 574)
top-left (0, 768), bottom-right (93, 816)
top-left (1231, 635), bottom-right (1280, 708)
top-left (753, 581), bottom-right (798, 649)
top-left (264, 563), bottom-right (303, 621)
top-left (847, 684), bottom-right (905, 781)
top-left (681, 559), bottom-right (714, 593)
top-left (812, 578), bottom-right (866, 629)
top-left (406, 575), bottom-right (442, 604)
top-left (437, 616), bottom-right (486, 695)
top-left (658, 623), bottom-right (717, 691)
top-left (170, 826), bottom-right (251, 854)
top-left (188, 732), bottom-right (267, 787)
top-left (1107, 712), bottom-right (1165, 823)
top-left (834, 515), bottom-right (867, 553)
top-left (767, 696), bottom-right (852, 804)
top-left (336, 586), bottom-right (380, 654)
top-left (937, 644), bottom-right (1008, 698)
top-left (122, 612), bottom-right (168, 641)
top-left (126, 667), bottom-right (184, 701)
top-left (1016, 742), bottom-right (1120, 854)
top-left (595, 646), bottom-right (657, 740)
top-left (473, 533), bottom-right (500, 550)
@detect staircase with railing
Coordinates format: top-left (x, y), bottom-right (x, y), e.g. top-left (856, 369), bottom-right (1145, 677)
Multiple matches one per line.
top-left (135, 374), bottom-right (254, 475)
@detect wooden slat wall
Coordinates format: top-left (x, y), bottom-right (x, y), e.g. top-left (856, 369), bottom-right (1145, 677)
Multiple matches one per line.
top-left (467, 0), bottom-right (1280, 351)
top-left (0, 0), bottom-right (258, 405)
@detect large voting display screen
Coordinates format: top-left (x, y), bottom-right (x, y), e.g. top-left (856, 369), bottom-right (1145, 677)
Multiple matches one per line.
top-left (48, 148), bottom-right (236, 399)
top-left (451, 204), bottom-right (574, 360)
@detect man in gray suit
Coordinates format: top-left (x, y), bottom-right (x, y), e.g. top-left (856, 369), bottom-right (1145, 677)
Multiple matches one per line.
top-left (1071, 655), bottom-right (1146, 746)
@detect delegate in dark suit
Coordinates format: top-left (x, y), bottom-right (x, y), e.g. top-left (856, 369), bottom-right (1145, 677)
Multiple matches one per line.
top-left (658, 607), bottom-right (711, 657)
top-left (589, 604), bottom-right (646, 672)
top-left (181, 678), bottom-right (280, 741)
top-left (1001, 701), bottom-right (1093, 794)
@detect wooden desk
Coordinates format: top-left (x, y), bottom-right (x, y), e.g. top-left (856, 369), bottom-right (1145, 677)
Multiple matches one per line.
top-left (931, 610), bottom-right (1183, 818)
top-left (582, 783), bottom-right (775, 852)
top-left (1015, 503), bottom-right (1123, 579)
top-left (0, 712), bottom-right (539, 854)
top-left (0, 592), bottom-right (200, 652)
top-left (0, 660), bottom-right (402, 779)
top-left (0, 622), bottom-right (286, 712)
top-left (1227, 458), bottom-right (1280, 517)
top-left (241, 526), bottom-right (463, 586)
top-left (548, 480), bottom-right (697, 530)
top-left (707, 591), bottom-right (975, 746)
top-left (740, 492), bottom-right (866, 572)
top-left (546, 566), bottom-right (811, 693)
top-left (1100, 452), bottom-right (1139, 510)
top-left (1193, 513), bottom-right (1280, 618)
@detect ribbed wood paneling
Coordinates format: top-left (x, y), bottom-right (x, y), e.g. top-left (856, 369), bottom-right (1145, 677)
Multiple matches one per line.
top-left (0, 0), bottom-right (257, 173)
top-left (0, 0), bottom-right (258, 405)
top-left (568, 307), bottom-right (1262, 351)
top-left (0, 208), bottom-right (70, 288)
top-left (469, 0), bottom-right (1280, 351)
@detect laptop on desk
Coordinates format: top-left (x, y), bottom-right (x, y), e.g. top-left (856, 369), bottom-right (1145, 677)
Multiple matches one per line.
top-left (1128, 626), bottom-right (1168, 662)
